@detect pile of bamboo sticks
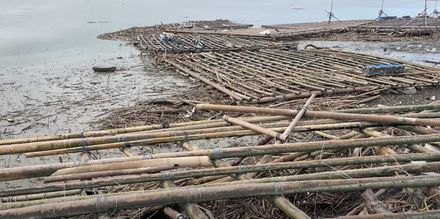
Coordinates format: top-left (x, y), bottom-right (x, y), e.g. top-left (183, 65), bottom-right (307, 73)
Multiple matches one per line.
top-left (170, 20), bottom-right (373, 40)
top-left (2, 101), bottom-right (440, 218)
top-left (137, 33), bottom-right (295, 54)
top-left (98, 19), bottom-right (253, 42)
top-left (360, 17), bottom-right (440, 29)
top-left (321, 17), bottom-right (440, 42)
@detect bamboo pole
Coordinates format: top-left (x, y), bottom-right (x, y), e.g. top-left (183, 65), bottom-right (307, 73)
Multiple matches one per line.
top-left (244, 94), bottom-right (316, 184)
top-left (33, 153), bottom-right (440, 193)
top-left (6, 133), bottom-right (440, 182)
top-left (52, 165), bottom-right (172, 181)
top-left (249, 86), bottom-right (377, 104)
top-left (6, 161), bottom-right (440, 210)
top-left (163, 207), bottom-right (185, 219)
top-left (0, 190), bottom-right (82, 203)
top-left (338, 104), bottom-right (440, 114)
top-left (3, 103), bottom-right (438, 149)
top-left (120, 147), bottom-right (173, 218)
top-left (167, 61), bottom-right (245, 100)
top-left (126, 134), bottom-right (440, 159)
top-left (52, 156), bottom-right (213, 176)
top-left (3, 102), bottom-right (437, 147)
top-left (271, 197), bottom-right (311, 219)
top-left (258, 94), bottom-right (317, 170)
top-left (53, 147), bottom-right (427, 183)
top-left (362, 128), bottom-right (433, 153)
top-left (23, 121), bottom-right (380, 157)
top-left (361, 189), bottom-right (391, 214)
top-left (195, 104), bottom-right (440, 127)
top-left (0, 156), bottom-right (145, 182)
top-left (2, 118), bottom-right (337, 155)
top-left (2, 176), bottom-right (440, 219)
top-left (209, 161), bottom-right (440, 186)
top-left (0, 193), bottom-right (104, 210)
top-left (170, 143), bottom-right (215, 219)
top-left (223, 115), bottom-right (282, 140)
top-left (278, 93), bottom-right (317, 142)
top-left (0, 115), bottom-right (288, 146)
top-left (330, 210), bottom-right (440, 219)
top-left (249, 96), bottom-right (322, 166)
top-left (4, 109), bottom-right (439, 157)
top-left (189, 131), bottom-right (311, 219)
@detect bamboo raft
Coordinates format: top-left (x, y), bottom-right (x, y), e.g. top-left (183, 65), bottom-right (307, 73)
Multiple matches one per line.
top-left (98, 19), bottom-right (253, 42)
top-left (159, 48), bottom-right (440, 102)
top-left (170, 20), bottom-right (374, 40)
top-left (2, 102), bottom-right (440, 218)
top-left (362, 17), bottom-right (440, 29)
top-left (326, 17), bottom-right (440, 41)
top-left (261, 20), bottom-right (372, 30)
top-left (136, 33), bottom-right (296, 54)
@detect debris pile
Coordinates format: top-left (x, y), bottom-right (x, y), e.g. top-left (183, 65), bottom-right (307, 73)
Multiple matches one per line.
top-left (2, 102), bottom-right (440, 218)
top-left (137, 33), bottom-right (293, 54)
top-left (98, 19), bottom-right (253, 42)
top-left (172, 20), bottom-right (372, 40)
top-left (3, 18), bottom-right (440, 219)
top-left (320, 17), bottom-right (440, 41)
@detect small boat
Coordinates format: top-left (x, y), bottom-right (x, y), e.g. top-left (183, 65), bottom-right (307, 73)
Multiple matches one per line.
top-left (92, 66), bottom-right (117, 72)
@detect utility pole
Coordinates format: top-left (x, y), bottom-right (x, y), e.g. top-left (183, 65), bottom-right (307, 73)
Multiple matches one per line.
top-left (378, 0), bottom-right (388, 18)
top-left (327, 0), bottom-right (341, 24)
top-left (431, 0), bottom-right (440, 18)
top-left (424, 0), bottom-right (428, 26)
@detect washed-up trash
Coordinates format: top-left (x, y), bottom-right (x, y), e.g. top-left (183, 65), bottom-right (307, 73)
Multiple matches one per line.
top-left (92, 66), bottom-right (117, 72)
top-left (377, 16), bottom-right (397, 21)
top-left (192, 36), bottom-right (204, 49)
top-left (363, 63), bottom-right (405, 77)
top-left (259, 30), bottom-right (271, 35)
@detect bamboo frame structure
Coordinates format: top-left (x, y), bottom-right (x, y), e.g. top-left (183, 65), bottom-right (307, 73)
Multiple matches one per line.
top-left (161, 48), bottom-right (440, 101)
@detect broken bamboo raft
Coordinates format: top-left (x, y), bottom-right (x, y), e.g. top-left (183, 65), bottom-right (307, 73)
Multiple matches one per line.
top-left (2, 102), bottom-right (440, 218)
top-left (136, 33), bottom-right (296, 54)
top-left (160, 48), bottom-right (440, 102)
